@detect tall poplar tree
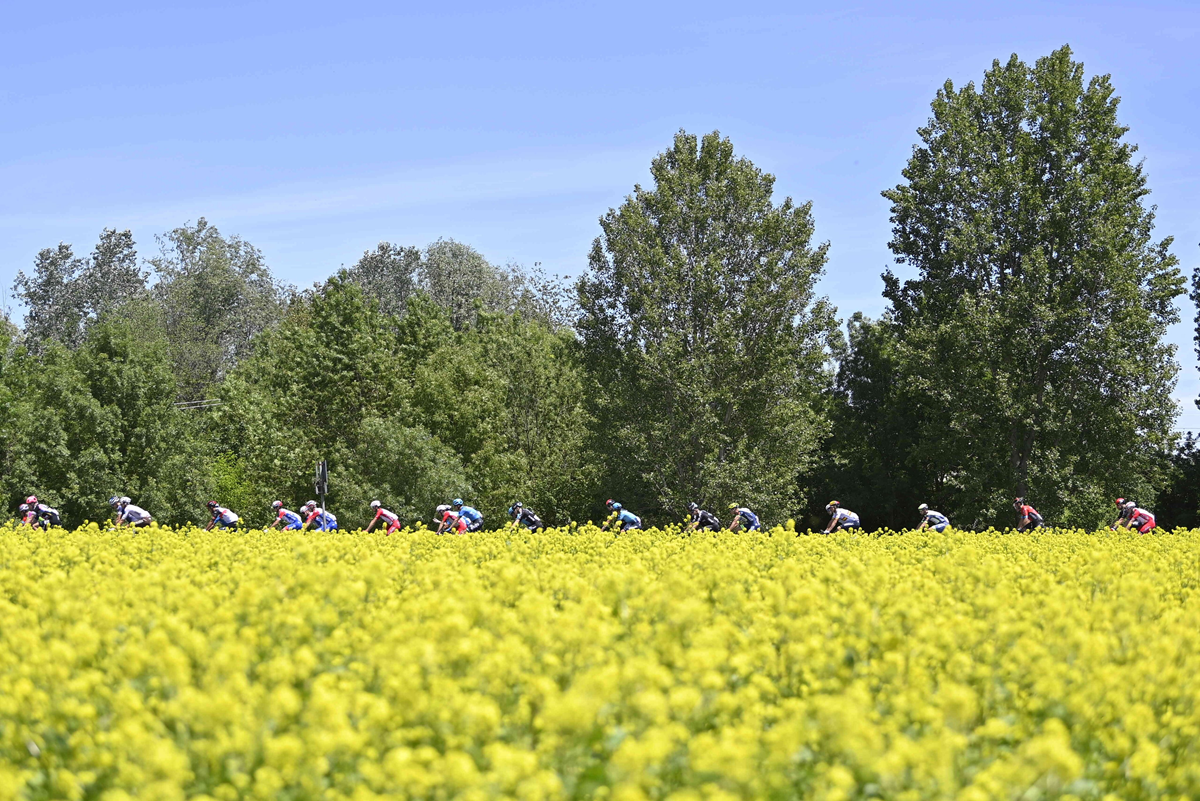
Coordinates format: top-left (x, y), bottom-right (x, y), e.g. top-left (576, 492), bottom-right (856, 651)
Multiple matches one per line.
top-left (880, 46), bottom-right (1184, 527)
top-left (577, 130), bottom-right (838, 522)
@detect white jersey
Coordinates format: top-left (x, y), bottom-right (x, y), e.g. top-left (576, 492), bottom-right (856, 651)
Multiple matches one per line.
top-left (121, 504), bottom-right (152, 524)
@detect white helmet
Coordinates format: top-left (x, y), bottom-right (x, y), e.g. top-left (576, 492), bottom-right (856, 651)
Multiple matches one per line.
top-left (120, 496), bottom-right (131, 505)
top-left (304, 500), bottom-right (317, 511)
top-left (370, 500), bottom-right (381, 509)
top-left (1124, 501), bottom-right (1136, 510)
top-left (918, 503), bottom-right (929, 512)
top-left (272, 500), bottom-right (283, 510)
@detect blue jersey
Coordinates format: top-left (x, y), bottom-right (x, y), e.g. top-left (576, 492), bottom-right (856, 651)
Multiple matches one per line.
top-left (277, 508), bottom-right (303, 529)
top-left (734, 508), bottom-right (761, 529)
top-left (923, 510), bottom-right (949, 527)
top-left (457, 505), bottom-right (483, 524)
top-left (617, 509), bottom-right (641, 529)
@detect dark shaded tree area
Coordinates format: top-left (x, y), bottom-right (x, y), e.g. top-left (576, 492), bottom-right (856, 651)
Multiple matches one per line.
top-left (3, 47), bottom-right (1196, 530)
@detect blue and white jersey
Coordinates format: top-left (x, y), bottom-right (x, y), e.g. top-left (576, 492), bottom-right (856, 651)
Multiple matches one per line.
top-left (833, 508), bottom-right (860, 527)
top-left (121, 504), bottom-right (152, 525)
top-left (276, 508), bottom-right (303, 529)
top-left (308, 508), bottom-right (337, 530)
top-left (734, 507), bottom-right (761, 529)
top-left (457, 505), bottom-right (483, 525)
top-left (923, 510), bottom-right (949, 529)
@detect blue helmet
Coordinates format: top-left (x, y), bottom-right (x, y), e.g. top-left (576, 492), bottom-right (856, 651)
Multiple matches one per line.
top-left (109, 496), bottom-right (121, 508)
top-left (611, 502), bottom-right (622, 511)
top-left (452, 498), bottom-right (464, 508)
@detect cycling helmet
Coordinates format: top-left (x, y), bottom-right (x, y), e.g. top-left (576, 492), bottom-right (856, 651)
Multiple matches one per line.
top-left (687, 502), bottom-right (698, 512)
top-left (512, 501), bottom-right (523, 510)
top-left (452, 498), bottom-right (464, 508)
top-left (918, 503), bottom-right (929, 512)
top-left (1013, 497), bottom-right (1024, 507)
top-left (18, 504), bottom-right (29, 513)
top-left (271, 500), bottom-right (283, 510)
top-left (611, 502), bottom-right (623, 511)
top-left (207, 501), bottom-right (218, 510)
top-left (109, 496), bottom-right (121, 508)
top-left (120, 497), bottom-right (131, 505)
top-left (826, 501), bottom-right (840, 514)
top-left (25, 495), bottom-right (37, 505)
top-left (370, 500), bottom-right (381, 509)
top-left (729, 502), bottom-right (740, 510)
top-left (1124, 501), bottom-right (1136, 510)
top-left (1115, 497), bottom-right (1125, 507)
top-left (436, 504), bottom-right (450, 514)
top-left (305, 500), bottom-right (317, 509)
top-left (605, 498), bottom-right (615, 509)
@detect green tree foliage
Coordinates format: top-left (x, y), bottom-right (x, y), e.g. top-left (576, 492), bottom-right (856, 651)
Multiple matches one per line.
top-left (1155, 434), bottom-right (1200, 529)
top-left (149, 218), bottom-right (291, 401)
top-left (577, 130), bottom-right (839, 524)
top-left (12, 229), bottom-right (146, 351)
top-left (345, 242), bottom-right (422, 318)
top-left (0, 310), bottom-right (211, 525)
top-left (214, 279), bottom-right (592, 528)
top-left (872, 45), bottom-right (1184, 528)
top-left (812, 313), bottom-right (926, 530)
top-left (418, 239), bottom-right (514, 329)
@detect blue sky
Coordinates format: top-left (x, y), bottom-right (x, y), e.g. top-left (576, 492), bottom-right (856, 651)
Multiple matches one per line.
top-left (3, 0), bottom-right (1198, 428)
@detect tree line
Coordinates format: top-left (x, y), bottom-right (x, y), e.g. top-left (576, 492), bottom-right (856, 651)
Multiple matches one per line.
top-left (3, 45), bottom-right (1198, 531)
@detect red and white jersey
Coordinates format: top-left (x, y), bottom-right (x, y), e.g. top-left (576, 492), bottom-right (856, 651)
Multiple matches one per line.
top-left (373, 507), bottom-right (400, 526)
top-left (1129, 507), bottom-right (1155, 527)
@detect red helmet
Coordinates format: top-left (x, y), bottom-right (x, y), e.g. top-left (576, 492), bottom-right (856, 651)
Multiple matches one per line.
top-left (605, 498), bottom-right (615, 509)
top-left (1115, 497), bottom-right (1125, 507)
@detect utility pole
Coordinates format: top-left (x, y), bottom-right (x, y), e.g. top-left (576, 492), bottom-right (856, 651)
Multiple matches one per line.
top-left (315, 460), bottom-right (329, 527)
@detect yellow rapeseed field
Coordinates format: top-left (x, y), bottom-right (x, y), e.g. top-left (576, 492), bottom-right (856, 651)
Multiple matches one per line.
top-left (0, 524), bottom-right (1197, 801)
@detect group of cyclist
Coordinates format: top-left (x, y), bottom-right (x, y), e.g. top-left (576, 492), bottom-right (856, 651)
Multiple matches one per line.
top-left (12, 489), bottom-right (1159, 535)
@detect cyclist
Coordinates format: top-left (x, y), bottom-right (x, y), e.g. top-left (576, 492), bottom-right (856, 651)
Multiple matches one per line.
top-left (300, 501), bottom-right (338, 532)
top-left (449, 499), bottom-right (484, 533)
top-left (1013, 497), bottom-right (1044, 531)
top-left (685, 502), bottom-right (721, 533)
top-left (110, 496), bottom-right (152, 528)
top-left (17, 503), bottom-right (37, 526)
top-left (508, 502), bottom-right (544, 531)
top-left (1123, 502), bottom-right (1156, 534)
top-left (1110, 497), bottom-right (1136, 530)
top-left (268, 501), bottom-right (304, 530)
top-left (916, 503), bottom-right (949, 532)
top-left (823, 501), bottom-right (861, 533)
top-left (22, 495), bottom-right (60, 528)
top-left (205, 501), bottom-right (240, 531)
top-left (603, 499), bottom-right (642, 531)
top-left (728, 503), bottom-right (762, 532)
top-left (436, 504), bottom-right (467, 534)
top-left (365, 500), bottom-right (403, 535)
